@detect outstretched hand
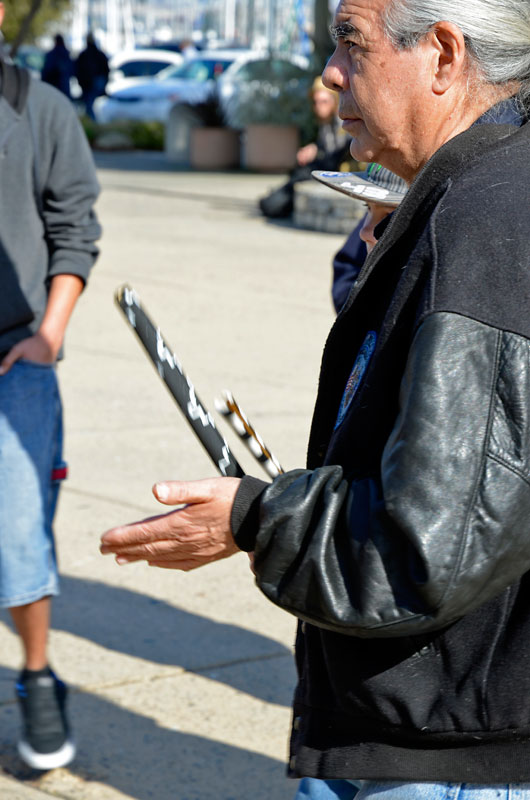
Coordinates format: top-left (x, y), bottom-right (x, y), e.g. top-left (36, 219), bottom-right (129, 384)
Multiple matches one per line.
top-left (100, 477), bottom-right (241, 570)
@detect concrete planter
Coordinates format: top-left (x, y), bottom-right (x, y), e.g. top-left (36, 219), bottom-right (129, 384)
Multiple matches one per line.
top-left (165, 103), bottom-right (202, 166)
top-left (190, 127), bottom-right (240, 170)
top-left (242, 124), bottom-right (299, 172)
top-left (294, 181), bottom-right (365, 234)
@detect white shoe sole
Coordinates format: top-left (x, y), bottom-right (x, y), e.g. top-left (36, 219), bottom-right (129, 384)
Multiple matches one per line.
top-left (17, 738), bottom-right (76, 770)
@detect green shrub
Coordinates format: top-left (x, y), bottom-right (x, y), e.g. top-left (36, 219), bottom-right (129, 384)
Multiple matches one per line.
top-left (79, 115), bottom-right (99, 145)
top-left (128, 121), bottom-right (165, 150)
top-left (79, 117), bottom-right (165, 151)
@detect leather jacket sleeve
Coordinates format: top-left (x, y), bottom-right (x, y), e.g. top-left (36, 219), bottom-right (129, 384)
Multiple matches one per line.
top-left (233, 311), bottom-right (530, 637)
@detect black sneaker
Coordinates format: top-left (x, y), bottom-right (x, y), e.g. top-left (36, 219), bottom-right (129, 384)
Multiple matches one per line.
top-left (15, 669), bottom-right (76, 770)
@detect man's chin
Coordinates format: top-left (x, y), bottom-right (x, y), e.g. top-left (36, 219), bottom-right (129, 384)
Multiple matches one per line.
top-left (349, 138), bottom-right (379, 165)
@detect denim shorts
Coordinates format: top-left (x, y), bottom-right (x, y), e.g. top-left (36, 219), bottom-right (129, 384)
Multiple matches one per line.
top-left (0, 359), bottom-right (65, 607)
top-left (294, 780), bottom-right (530, 800)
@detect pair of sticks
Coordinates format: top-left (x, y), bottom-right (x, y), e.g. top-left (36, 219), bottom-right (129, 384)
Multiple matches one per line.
top-left (115, 285), bottom-right (283, 480)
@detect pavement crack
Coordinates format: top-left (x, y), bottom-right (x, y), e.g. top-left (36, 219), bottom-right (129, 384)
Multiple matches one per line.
top-left (0, 651), bottom-right (292, 707)
top-left (189, 649), bottom-right (292, 675)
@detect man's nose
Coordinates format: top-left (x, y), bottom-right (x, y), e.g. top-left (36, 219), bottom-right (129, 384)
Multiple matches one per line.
top-left (322, 49), bottom-right (348, 93)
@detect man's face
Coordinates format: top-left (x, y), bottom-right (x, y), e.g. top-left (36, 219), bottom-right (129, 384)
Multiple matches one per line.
top-left (323, 0), bottom-right (433, 174)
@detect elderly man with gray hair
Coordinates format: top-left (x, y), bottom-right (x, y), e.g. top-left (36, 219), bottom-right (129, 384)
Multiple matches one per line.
top-left (102, 1), bottom-right (530, 797)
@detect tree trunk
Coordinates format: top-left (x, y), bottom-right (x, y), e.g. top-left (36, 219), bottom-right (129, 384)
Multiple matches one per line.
top-left (9, 0), bottom-right (44, 57)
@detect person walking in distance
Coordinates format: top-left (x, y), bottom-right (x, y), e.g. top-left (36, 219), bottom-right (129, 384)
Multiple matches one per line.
top-left (41, 34), bottom-right (74, 99)
top-left (75, 32), bottom-right (109, 119)
top-left (0, 2), bottom-right (101, 769)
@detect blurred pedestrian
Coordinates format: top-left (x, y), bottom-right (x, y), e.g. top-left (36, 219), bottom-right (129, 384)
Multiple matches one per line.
top-left (179, 38), bottom-right (198, 59)
top-left (41, 34), bottom-right (73, 99)
top-left (258, 77), bottom-right (351, 219)
top-left (0, 2), bottom-right (101, 769)
top-left (75, 32), bottom-right (109, 119)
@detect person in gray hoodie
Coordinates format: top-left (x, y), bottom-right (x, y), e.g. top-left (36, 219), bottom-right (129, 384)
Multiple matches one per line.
top-left (0, 2), bottom-right (101, 770)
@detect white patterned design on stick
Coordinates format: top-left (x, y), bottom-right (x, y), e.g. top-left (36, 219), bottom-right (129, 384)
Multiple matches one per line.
top-left (115, 284), bottom-right (244, 479)
top-left (215, 390), bottom-right (283, 479)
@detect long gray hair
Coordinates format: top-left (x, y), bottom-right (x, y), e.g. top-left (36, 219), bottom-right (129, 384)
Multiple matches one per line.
top-left (383, 0), bottom-right (530, 108)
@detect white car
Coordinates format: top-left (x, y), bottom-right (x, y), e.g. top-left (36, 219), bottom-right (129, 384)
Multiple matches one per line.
top-left (95, 50), bottom-right (244, 124)
top-left (218, 52), bottom-right (311, 128)
top-left (105, 48), bottom-right (183, 95)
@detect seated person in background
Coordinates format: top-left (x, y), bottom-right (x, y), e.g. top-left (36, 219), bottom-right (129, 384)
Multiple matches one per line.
top-left (259, 77), bottom-right (352, 219)
top-left (312, 164), bottom-right (408, 312)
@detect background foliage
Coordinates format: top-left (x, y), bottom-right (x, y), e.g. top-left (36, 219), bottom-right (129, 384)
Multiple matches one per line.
top-left (2, 0), bottom-right (71, 44)
top-left (80, 118), bottom-right (166, 151)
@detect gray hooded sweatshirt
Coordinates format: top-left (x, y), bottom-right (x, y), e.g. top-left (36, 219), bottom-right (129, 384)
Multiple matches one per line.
top-left (0, 61), bottom-right (101, 356)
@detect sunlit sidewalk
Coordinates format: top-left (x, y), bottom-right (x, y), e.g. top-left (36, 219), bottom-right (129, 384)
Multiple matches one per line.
top-left (0, 155), bottom-right (343, 800)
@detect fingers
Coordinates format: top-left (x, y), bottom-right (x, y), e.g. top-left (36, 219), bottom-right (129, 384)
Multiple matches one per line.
top-left (152, 477), bottom-right (241, 506)
top-left (100, 510), bottom-right (179, 550)
top-left (104, 533), bottom-right (238, 571)
top-left (101, 478), bottom-right (242, 572)
top-left (103, 532), bottom-right (221, 560)
top-left (147, 558), bottom-right (208, 571)
top-left (0, 335), bottom-right (54, 376)
top-left (153, 480), bottom-right (207, 506)
top-left (114, 552), bottom-right (213, 571)
top-left (0, 344), bottom-right (22, 376)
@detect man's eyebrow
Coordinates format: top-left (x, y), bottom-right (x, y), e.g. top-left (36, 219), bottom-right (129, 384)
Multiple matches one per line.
top-left (329, 22), bottom-right (364, 42)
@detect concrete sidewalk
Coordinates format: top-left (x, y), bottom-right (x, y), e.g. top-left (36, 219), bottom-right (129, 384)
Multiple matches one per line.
top-left (0, 153), bottom-right (348, 799)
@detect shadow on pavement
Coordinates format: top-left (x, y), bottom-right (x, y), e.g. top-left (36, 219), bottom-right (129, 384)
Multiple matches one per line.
top-left (0, 670), bottom-right (294, 800)
top-left (1, 575), bottom-right (295, 707)
top-left (91, 151), bottom-right (273, 214)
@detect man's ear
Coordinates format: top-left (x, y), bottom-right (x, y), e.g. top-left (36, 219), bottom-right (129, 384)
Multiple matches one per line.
top-left (429, 21), bottom-right (467, 94)
top-left (0, 4), bottom-right (5, 29)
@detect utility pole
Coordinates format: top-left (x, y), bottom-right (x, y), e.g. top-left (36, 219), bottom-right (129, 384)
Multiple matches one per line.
top-left (225, 0), bottom-right (236, 43)
top-left (122, 0), bottom-right (135, 49)
top-left (267, 0), bottom-right (275, 53)
top-left (106, 0), bottom-right (118, 51)
top-left (246, 0), bottom-right (255, 46)
top-left (71, 0), bottom-right (89, 52)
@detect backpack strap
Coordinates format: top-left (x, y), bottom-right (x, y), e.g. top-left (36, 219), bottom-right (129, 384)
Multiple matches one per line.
top-left (1, 59), bottom-right (30, 114)
top-left (1, 59), bottom-right (43, 218)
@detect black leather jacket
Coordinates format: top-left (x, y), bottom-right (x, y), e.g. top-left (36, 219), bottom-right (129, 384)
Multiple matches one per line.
top-left (232, 113), bottom-right (530, 782)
